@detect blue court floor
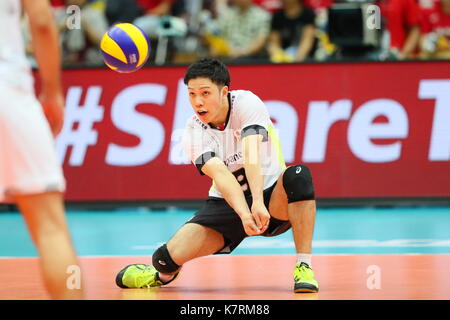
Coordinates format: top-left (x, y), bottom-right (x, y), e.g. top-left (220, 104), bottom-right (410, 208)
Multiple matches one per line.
top-left (1, 206), bottom-right (449, 257)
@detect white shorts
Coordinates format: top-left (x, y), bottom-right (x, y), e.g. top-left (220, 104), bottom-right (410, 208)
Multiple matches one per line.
top-left (0, 82), bottom-right (66, 203)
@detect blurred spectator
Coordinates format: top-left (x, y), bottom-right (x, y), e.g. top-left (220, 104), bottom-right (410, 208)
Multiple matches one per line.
top-left (105, 0), bottom-right (187, 38)
top-left (105, 0), bottom-right (143, 25)
top-left (133, 0), bottom-right (176, 38)
top-left (104, 0), bottom-right (187, 64)
top-left (420, 0), bottom-right (450, 59)
top-left (105, 0), bottom-right (176, 38)
top-left (41, 0), bottom-right (109, 66)
top-left (304, 0), bottom-right (335, 61)
top-left (254, 0), bottom-right (283, 13)
top-left (268, 0), bottom-right (316, 62)
top-left (304, 0), bottom-right (333, 9)
top-left (205, 0), bottom-right (271, 60)
top-left (379, 0), bottom-right (422, 60)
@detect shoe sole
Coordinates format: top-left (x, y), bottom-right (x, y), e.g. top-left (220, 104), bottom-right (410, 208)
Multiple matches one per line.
top-left (294, 283), bottom-right (319, 293)
top-left (294, 287), bottom-right (319, 293)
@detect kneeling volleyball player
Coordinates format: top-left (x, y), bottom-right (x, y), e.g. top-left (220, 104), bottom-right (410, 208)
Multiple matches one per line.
top-left (116, 58), bottom-right (319, 293)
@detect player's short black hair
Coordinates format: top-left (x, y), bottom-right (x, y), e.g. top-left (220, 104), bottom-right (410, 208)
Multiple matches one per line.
top-left (183, 58), bottom-right (230, 88)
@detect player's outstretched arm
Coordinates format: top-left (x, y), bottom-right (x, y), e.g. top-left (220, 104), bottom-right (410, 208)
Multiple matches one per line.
top-left (202, 157), bottom-right (262, 236)
top-left (23, 0), bottom-right (64, 136)
top-left (242, 134), bottom-right (270, 233)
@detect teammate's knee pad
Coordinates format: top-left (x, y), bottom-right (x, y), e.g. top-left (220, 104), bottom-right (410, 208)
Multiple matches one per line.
top-left (152, 244), bottom-right (180, 274)
top-left (282, 165), bottom-right (315, 203)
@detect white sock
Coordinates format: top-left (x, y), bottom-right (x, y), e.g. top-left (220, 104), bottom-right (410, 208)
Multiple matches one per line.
top-left (296, 253), bottom-right (312, 267)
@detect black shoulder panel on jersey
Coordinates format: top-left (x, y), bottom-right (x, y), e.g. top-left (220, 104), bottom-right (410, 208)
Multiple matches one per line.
top-left (241, 125), bottom-right (268, 142)
top-left (194, 151), bottom-right (216, 175)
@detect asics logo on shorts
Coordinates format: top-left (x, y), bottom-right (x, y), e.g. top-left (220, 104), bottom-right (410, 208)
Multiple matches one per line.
top-left (158, 260), bottom-right (167, 266)
top-left (296, 166), bottom-right (302, 174)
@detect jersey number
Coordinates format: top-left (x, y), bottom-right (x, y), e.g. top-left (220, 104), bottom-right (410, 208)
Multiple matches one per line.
top-left (232, 168), bottom-right (249, 193)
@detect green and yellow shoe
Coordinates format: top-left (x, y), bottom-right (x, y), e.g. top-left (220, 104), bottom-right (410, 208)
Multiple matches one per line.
top-left (294, 262), bottom-right (319, 293)
top-left (115, 264), bottom-right (178, 289)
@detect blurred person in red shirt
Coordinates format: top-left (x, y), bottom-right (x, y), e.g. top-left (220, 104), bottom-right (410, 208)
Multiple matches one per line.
top-left (137, 0), bottom-right (174, 15)
top-left (420, 0), bottom-right (450, 58)
top-left (379, 0), bottom-right (422, 59)
top-left (304, 0), bottom-right (333, 10)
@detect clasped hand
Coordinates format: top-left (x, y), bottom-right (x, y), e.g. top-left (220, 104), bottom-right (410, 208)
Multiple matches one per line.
top-left (241, 202), bottom-right (271, 236)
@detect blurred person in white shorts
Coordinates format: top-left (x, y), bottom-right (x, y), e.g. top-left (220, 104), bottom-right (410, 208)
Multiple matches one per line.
top-left (0, 0), bottom-right (83, 299)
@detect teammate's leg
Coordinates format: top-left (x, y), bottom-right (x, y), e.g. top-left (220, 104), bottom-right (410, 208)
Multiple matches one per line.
top-left (268, 165), bottom-right (319, 293)
top-left (14, 192), bottom-right (83, 300)
top-left (116, 223), bottom-right (225, 288)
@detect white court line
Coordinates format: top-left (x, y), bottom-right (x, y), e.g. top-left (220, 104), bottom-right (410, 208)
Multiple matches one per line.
top-left (131, 239), bottom-right (450, 250)
top-left (2, 253), bottom-right (450, 259)
top-left (2, 239), bottom-right (450, 259)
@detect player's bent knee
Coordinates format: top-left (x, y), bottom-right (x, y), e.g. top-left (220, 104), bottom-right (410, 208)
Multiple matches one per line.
top-left (282, 165), bottom-right (315, 203)
top-left (152, 244), bottom-right (180, 274)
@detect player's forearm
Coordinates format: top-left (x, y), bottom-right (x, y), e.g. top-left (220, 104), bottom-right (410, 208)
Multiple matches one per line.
top-left (243, 135), bottom-right (264, 204)
top-left (213, 172), bottom-right (252, 219)
top-left (244, 162), bottom-right (264, 204)
top-left (29, 12), bottom-right (62, 94)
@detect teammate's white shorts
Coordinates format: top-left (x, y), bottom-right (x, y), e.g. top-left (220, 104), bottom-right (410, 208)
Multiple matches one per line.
top-left (0, 82), bottom-right (66, 203)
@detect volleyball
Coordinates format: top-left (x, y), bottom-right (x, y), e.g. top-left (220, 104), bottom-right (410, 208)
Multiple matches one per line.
top-left (100, 23), bottom-right (150, 73)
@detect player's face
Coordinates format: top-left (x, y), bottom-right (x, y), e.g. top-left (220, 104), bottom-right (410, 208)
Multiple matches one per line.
top-left (187, 77), bottom-right (228, 124)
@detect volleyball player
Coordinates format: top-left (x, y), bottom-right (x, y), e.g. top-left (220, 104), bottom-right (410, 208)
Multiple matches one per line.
top-left (0, 0), bottom-right (83, 299)
top-left (116, 58), bottom-right (319, 293)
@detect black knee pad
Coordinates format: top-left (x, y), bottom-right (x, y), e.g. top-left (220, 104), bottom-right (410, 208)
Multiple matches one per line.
top-left (152, 244), bottom-right (180, 274)
top-left (282, 165), bottom-right (315, 203)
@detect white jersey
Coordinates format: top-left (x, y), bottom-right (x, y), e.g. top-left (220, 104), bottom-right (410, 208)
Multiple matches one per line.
top-left (182, 90), bottom-right (286, 198)
top-left (0, 0), bottom-right (34, 93)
